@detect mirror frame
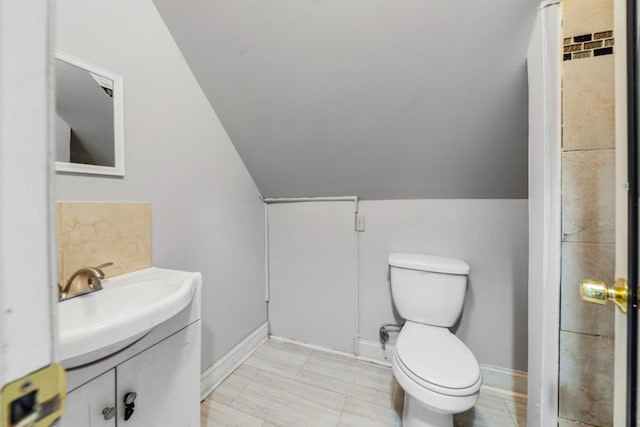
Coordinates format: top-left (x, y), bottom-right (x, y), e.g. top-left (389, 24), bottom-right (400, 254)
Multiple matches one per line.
top-left (54, 51), bottom-right (125, 176)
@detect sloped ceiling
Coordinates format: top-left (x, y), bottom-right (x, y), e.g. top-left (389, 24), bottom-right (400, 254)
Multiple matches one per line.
top-left (153, 0), bottom-right (540, 199)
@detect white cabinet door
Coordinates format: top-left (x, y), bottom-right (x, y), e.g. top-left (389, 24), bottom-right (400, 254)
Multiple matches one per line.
top-left (60, 369), bottom-right (116, 427)
top-left (268, 200), bottom-right (358, 353)
top-left (116, 322), bottom-right (200, 427)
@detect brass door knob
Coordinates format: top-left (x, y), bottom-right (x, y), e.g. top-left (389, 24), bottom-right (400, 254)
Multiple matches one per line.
top-left (580, 278), bottom-right (628, 313)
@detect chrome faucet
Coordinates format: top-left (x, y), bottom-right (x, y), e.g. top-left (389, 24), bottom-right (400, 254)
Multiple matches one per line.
top-left (59, 262), bottom-right (113, 301)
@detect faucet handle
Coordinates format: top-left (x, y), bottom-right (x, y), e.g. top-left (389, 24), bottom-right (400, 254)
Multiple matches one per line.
top-left (88, 262), bottom-right (113, 290)
top-left (94, 262), bottom-right (114, 277)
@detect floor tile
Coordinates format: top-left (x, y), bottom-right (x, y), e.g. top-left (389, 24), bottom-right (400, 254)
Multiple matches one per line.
top-left (337, 396), bottom-right (401, 427)
top-left (201, 399), bottom-right (264, 427)
top-left (208, 365), bottom-right (260, 405)
top-left (230, 370), bottom-right (346, 427)
top-left (455, 411), bottom-right (515, 427)
top-left (202, 339), bottom-right (527, 427)
top-left (504, 395), bottom-right (527, 426)
top-left (296, 350), bottom-right (394, 407)
top-left (558, 418), bottom-right (600, 427)
top-left (243, 339), bottom-right (313, 378)
top-left (455, 391), bottom-right (517, 427)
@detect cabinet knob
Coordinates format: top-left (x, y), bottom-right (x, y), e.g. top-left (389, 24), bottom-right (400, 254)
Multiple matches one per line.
top-left (123, 392), bottom-right (137, 421)
top-left (102, 406), bottom-right (116, 420)
top-left (123, 392), bottom-right (137, 405)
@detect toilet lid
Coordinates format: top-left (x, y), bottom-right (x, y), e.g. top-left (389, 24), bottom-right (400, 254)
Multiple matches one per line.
top-left (395, 322), bottom-right (481, 392)
top-left (388, 253), bottom-right (470, 275)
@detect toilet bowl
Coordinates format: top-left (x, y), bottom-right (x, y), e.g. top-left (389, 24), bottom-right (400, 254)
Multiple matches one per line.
top-left (392, 322), bottom-right (481, 426)
top-left (388, 253), bottom-right (481, 427)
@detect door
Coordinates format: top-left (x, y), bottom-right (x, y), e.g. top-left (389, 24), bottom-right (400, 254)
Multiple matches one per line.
top-left (0, 0), bottom-right (65, 425)
top-left (60, 370), bottom-right (116, 427)
top-left (116, 324), bottom-right (201, 427)
top-left (580, 0), bottom-right (637, 425)
top-left (267, 199), bottom-right (358, 354)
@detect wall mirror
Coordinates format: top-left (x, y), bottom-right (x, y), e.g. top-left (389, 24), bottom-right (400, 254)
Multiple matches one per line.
top-left (55, 52), bottom-right (124, 176)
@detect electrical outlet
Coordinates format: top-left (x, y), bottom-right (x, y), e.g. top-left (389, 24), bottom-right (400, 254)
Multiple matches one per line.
top-left (355, 214), bottom-right (365, 232)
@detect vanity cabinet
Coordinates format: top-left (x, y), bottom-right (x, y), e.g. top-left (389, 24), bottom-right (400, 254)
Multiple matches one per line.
top-left (117, 322), bottom-right (200, 426)
top-left (63, 370), bottom-right (116, 427)
top-left (61, 323), bottom-right (200, 427)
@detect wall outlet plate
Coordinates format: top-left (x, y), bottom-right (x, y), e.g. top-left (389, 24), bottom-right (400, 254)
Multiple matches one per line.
top-left (355, 214), bottom-right (365, 232)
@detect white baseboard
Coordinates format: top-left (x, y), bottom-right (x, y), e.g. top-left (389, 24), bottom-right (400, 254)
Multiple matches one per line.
top-left (269, 335), bottom-right (359, 359)
top-left (357, 338), bottom-right (393, 366)
top-left (356, 338), bottom-right (527, 397)
top-left (480, 364), bottom-right (528, 398)
top-left (200, 321), bottom-right (268, 400)
top-left (269, 336), bottom-right (394, 368)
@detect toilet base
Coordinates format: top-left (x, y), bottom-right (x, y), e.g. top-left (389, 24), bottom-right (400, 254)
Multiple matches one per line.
top-left (403, 394), bottom-right (453, 427)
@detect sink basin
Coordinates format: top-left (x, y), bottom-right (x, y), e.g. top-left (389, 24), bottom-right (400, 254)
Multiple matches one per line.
top-left (58, 267), bottom-right (201, 368)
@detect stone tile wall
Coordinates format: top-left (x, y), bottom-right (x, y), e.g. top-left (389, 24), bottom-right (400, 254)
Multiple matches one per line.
top-left (559, 0), bottom-right (615, 425)
top-left (56, 201), bottom-right (152, 286)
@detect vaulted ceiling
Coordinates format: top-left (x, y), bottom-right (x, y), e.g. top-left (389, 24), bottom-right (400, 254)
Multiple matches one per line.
top-left (153, 0), bottom-right (540, 199)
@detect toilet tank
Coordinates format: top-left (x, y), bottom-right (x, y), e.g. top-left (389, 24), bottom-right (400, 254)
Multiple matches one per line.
top-left (388, 253), bottom-right (470, 327)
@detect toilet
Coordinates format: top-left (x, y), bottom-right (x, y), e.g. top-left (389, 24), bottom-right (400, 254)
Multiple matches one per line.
top-left (388, 253), bottom-right (481, 427)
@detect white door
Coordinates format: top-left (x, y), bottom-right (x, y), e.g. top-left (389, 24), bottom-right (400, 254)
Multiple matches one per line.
top-left (267, 200), bottom-right (358, 354)
top-left (116, 324), bottom-right (201, 427)
top-left (0, 0), bottom-right (64, 425)
top-left (60, 370), bottom-right (116, 427)
top-left (0, 0), bottom-right (57, 399)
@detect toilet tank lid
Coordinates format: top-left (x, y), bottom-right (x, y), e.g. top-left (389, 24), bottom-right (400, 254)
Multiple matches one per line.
top-left (388, 253), bottom-right (470, 275)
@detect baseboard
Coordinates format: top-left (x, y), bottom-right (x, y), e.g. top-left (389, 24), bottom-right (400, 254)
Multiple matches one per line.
top-left (267, 335), bottom-right (394, 369)
top-left (479, 364), bottom-right (528, 398)
top-left (356, 338), bottom-right (393, 366)
top-left (356, 338), bottom-right (527, 397)
top-left (269, 335), bottom-right (359, 359)
top-left (200, 321), bottom-right (268, 400)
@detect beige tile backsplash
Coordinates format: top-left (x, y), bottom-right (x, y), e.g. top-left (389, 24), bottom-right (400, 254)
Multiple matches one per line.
top-left (561, 150), bottom-right (615, 244)
top-left (560, 242), bottom-right (615, 337)
top-left (56, 202), bottom-right (152, 285)
top-left (559, 331), bottom-right (614, 427)
top-left (563, 0), bottom-right (613, 38)
top-left (562, 55), bottom-right (615, 151)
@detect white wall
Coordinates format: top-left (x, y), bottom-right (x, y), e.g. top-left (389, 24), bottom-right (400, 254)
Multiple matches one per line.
top-left (358, 199), bottom-right (529, 371)
top-left (54, 0), bottom-right (266, 371)
top-left (153, 0), bottom-right (539, 200)
top-left (526, 2), bottom-right (561, 424)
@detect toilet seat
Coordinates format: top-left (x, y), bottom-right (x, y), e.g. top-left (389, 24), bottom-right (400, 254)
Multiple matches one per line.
top-left (395, 322), bottom-right (481, 397)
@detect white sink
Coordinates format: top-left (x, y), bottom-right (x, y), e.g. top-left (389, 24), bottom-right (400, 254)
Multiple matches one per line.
top-left (58, 267), bottom-right (201, 368)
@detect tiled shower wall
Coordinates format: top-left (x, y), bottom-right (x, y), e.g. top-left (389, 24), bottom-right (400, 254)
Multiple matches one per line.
top-left (559, 0), bottom-right (615, 426)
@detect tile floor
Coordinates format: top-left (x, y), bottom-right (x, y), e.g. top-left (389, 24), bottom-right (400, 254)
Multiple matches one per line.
top-left (201, 339), bottom-right (527, 427)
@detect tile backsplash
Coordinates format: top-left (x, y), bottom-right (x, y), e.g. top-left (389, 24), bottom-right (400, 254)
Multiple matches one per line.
top-left (56, 202), bottom-right (152, 285)
top-left (563, 30), bottom-right (614, 61)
